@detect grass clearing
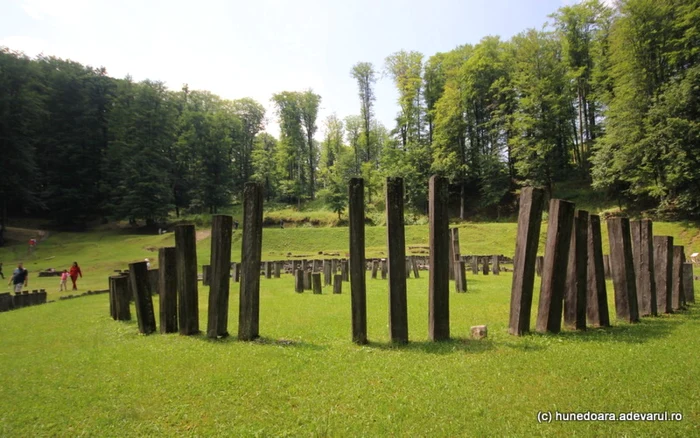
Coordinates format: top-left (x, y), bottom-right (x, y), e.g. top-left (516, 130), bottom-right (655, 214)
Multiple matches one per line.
top-left (0, 272), bottom-right (698, 436)
top-left (0, 221), bottom-right (699, 436)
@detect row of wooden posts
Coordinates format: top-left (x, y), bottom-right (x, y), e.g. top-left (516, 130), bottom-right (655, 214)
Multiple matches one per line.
top-left (508, 187), bottom-right (695, 336)
top-left (108, 177), bottom-right (496, 344)
top-left (0, 289), bottom-right (48, 312)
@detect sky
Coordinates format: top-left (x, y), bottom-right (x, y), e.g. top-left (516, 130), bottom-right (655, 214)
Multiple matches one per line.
top-left (0, 0), bottom-right (586, 139)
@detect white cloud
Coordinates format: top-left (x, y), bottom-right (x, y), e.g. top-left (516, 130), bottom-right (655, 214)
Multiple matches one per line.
top-left (20, 0), bottom-right (91, 24)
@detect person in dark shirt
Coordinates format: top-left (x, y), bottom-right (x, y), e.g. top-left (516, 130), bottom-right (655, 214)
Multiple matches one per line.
top-left (8, 263), bottom-right (28, 293)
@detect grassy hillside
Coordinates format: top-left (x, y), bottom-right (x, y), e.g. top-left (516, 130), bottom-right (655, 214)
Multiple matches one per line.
top-left (1, 219), bottom-right (699, 298)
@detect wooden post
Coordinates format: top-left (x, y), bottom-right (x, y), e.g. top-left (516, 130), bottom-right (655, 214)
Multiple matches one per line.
top-left (238, 182), bottom-right (263, 341)
top-left (312, 273), bottom-right (322, 294)
top-left (129, 261), bottom-right (156, 335)
top-left (429, 175), bottom-right (450, 341)
top-left (158, 247), bottom-right (178, 333)
top-left (386, 177), bottom-right (408, 343)
top-left (333, 274), bottom-right (342, 294)
top-left (294, 269), bottom-right (304, 293)
top-left (607, 218), bottom-right (640, 323)
top-left (148, 269), bottom-right (160, 296)
top-left (451, 228), bottom-right (461, 290)
top-left (536, 199), bottom-right (575, 334)
top-left (175, 224), bottom-right (200, 335)
top-left (202, 265), bottom-right (211, 286)
top-left (111, 274), bottom-right (131, 321)
top-left (331, 259), bottom-right (337, 275)
top-left (492, 255), bottom-right (500, 275)
top-left (482, 257), bottom-right (489, 275)
top-left (405, 257), bottom-right (412, 279)
top-left (324, 260), bottom-right (332, 285)
top-left (455, 260), bottom-right (467, 293)
top-left (381, 259), bottom-right (387, 279)
top-left (371, 260), bottom-right (379, 279)
top-left (653, 236), bottom-right (674, 313)
top-left (683, 263), bottom-right (695, 303)
top-left (264, 261), bottom-right (272, 279)
top-left (207, 215), bottom-right (232, 339)
top-left (232, 262), bottom-right (240, 283)
top-left (342, 259), bottom-right (349, 282)
top-left (535, 256), bottom-right (544, 277)
top-left (471, 256), bottom-right (479, 275)
top-left (274, 261), bottom-right (281, 278)
top-left (508, 187), bottom-right (545, 336)
top-left (586, 215), bottom-right (610, 327)
top-left (349, 177), bottom-right (367, 344)
top-left (630, 219), bottom-right (657, 316)
top-left (411, 257), bottom-right (419, 279)
top-left (109, 276), bottom-right (117, 319)
top-left (672, 246), bottom-right (685, 311)
top-left (304, 271), bottom-right (311, 290)
top-left (448, 229), bottom-right (456, 281)
top-left (564, 210), bottom-right (588, 330)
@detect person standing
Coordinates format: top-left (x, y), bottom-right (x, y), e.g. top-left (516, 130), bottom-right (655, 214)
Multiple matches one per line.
top-left (8, 263), bottom-right (28, 293)
top-left (69, 261), bottom-right (82, 290)
top-left (59, 269), bottom-right (69, 291)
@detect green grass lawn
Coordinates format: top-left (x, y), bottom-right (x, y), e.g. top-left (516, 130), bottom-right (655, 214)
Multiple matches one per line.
top-left (0, 272), bottom-right (698, 436)
top-left (0, 221), bottom-right (699, 436)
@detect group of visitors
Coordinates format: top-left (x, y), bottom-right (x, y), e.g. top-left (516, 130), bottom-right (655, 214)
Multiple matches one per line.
top-left (3, 261), bottom-right (83, 293)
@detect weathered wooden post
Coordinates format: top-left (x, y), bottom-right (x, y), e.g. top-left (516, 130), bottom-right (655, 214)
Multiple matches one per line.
top-left (202, 265), bottom-right (211, 286)
top-left (411, 257), bottom-right (419, 278)
top-left (456, 261), bottom-right (467, 293)
top-left (683, 263), bottom-right (695, 303)
top-left (148, 268), bottom-right (160, 297)
top-left (312, 273), bottom-right (322, 294)
top-left (586, 215), bottom-right (610, 327)
top-left (109, 276), bottom-right (117, 319)
top-left (508, 187), bottom-right (545, 336)
top-left (607, 218), bottom-right (640, 323)
top-left (630, 219), bottom-right (657, 316)
top-left (331, 259), bottom-right (337, 275)
top-left (371, 260), bottom-right (379, 279)
top-left (564, 210), bottom-right (589, 330)
top-left (381, 259), bottom-right (387, 279)
top-left (324, 260), bottom-right (332, 285)
top-left (349, 178), bottom-right (367, 344)
top-left (492, 255), bottom-right (500, 275)
top-left (232, 262), bottom-right (240, 282)
top-left (175, 224), bottom-right (200, 335)
top-left (429, 175), bottom-right (450, 341)
top-left (333, 274), bottom-right (343, 294)
top-left (536, 199), bottom-right (575, 334)
top-left (207, 215), bottom-right (232, 339)
top-left (471, 256), bottom-right (479, 275)
top-left (451, 228), bottom-right (462, 291)
top-left (111, 274), bottom-right (131, 321)
top-left (264, 261), bottom-right (272, 279)
top-left (158, 247), bottom-right (177, 333)
top-left (342, 259), bottom-right (349, 282)
top-left (294, 269), bottom-right (304, 293)
top-left (672, 246), bottom-right (685, 310)
top-left (274, 261), bottom-right (281, 278)
top-left (535, 256), bottom-right (544, 277)
top-left (303, 271), bottom-right (312, 290)
top-left (238, 182), bottom-right (263, 341)
top-left (129, 261), bottom-right (156, 334)
top-left (482, 257), bottom-right (489, 275)
top-left (405, 257), bottom-right (412, 279)
top-left (653, 236), bottom-right (674, 313)
top-left (386, 177), bottom-right (408, 343)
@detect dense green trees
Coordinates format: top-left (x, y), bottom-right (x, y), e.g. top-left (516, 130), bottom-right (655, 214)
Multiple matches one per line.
top-left (1, 0), bottom-right (699, 238)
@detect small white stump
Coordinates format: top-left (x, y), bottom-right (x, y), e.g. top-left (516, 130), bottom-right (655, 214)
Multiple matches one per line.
top-left (470, 325), bottom-right (488, 339)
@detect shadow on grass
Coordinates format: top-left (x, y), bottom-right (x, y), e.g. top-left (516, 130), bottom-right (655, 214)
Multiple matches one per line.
top-left (196, 334), bottom-right (328, 351)
top-left (364, 337), bottom-right (494, 355)
top-left (522, 312), bottom-right (687, 345)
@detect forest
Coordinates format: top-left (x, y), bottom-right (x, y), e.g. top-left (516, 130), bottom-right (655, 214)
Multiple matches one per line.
top-left (0, 0), bottom-right (698, 243)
